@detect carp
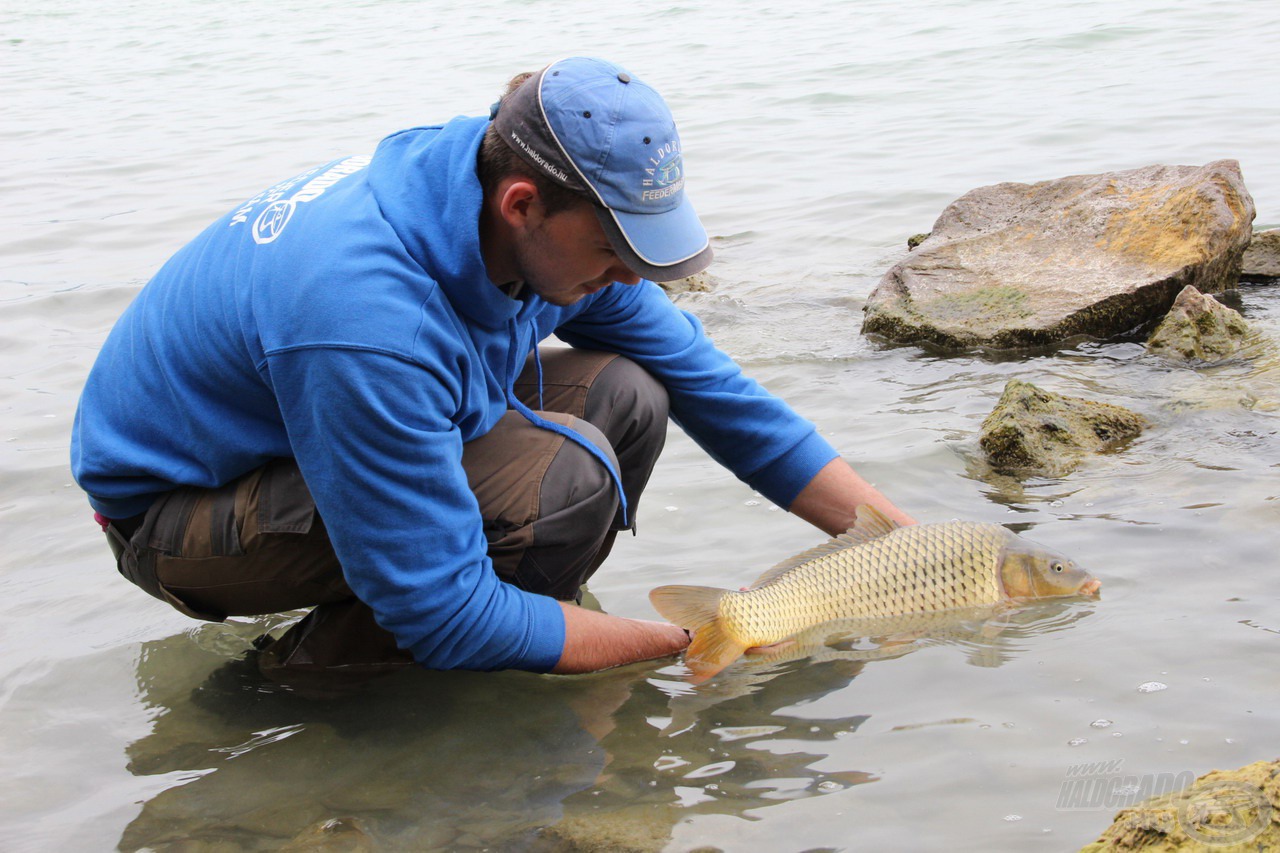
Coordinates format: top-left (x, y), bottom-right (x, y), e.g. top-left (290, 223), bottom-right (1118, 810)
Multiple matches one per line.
top-left (650, 505), bottom-right (1100, 682)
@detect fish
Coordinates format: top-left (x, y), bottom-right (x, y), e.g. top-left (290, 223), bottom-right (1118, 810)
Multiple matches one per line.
top-left (649, 505), bottom-right (1100, 682)
top-left (654, 599), bottom-right (1096, 736)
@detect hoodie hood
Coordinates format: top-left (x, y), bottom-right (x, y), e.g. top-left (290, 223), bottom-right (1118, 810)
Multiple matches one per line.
top-left (365, 115), bottom-right (521, 330)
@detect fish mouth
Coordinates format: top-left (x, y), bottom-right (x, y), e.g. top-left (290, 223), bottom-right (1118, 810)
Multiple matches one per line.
top-left (1079, 577), bottom-right (1102, 597)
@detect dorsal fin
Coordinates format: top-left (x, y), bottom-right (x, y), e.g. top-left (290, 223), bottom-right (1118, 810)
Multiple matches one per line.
top-left (747, 504), bottom-right (902, 588)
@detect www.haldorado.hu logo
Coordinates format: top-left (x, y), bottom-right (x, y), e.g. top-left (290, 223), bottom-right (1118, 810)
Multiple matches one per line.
top-left (1057, 759), bottom-right (1271, 846)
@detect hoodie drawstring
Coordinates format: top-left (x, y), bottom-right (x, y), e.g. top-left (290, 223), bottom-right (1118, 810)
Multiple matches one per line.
top-left (504, 322), bottom-right (629, 527)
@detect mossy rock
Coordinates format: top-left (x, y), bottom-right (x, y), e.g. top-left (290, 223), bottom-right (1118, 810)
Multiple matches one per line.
top-left (863, 161), bottom-right (1256, 351)
top-left (1147, 284), bottom-right (1250, 362)
top-left (980, 380), bottom-right (1148, 477)
top-left (1080, 759), bottom-right (1279, 852)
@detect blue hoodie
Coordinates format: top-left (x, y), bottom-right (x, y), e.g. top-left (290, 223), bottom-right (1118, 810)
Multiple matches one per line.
top-left (71, 116), bottom-right (839, 672)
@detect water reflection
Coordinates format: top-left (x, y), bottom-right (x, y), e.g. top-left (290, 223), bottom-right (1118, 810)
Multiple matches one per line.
top-left (117, 598), bottom-right (1095, 850)
top-left (119, 621), bottom-right (874, 850)
top-left (124, 624), bottom-right (623, 849)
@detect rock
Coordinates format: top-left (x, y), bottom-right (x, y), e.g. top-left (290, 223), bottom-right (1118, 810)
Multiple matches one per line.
top-left (907, 232), bottom-right (930, 250)
top-left (863, 161), bottom-right (1256, 351)
top-left (1241, 227), bottom-right (1280, 282)
top-left (1146, 285), bottom-right (1250, 362)
top-left (536, 809), bottom-right (674, 853)
top-left (657, 271), bottom-right (716, 296)
top-left (280, 817), bottom-right (376, 852)
top-left (1080, 758), bottom-right (1279, 851)
top-left (980, 380), bottom-right (1147, 477)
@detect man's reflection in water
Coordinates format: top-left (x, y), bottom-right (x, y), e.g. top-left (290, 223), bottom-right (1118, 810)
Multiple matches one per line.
top-left (122, 604), bottom-right (1086, 850)
top-left (123, 622), bottom-right (611, 850)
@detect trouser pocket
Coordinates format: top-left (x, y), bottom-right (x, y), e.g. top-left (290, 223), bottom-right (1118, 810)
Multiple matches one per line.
top-left (119, 459), bottom-right (323, 621)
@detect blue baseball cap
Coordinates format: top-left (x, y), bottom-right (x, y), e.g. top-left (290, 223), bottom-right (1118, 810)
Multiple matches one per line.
top-left (491, 57), bottom-right (713, 282)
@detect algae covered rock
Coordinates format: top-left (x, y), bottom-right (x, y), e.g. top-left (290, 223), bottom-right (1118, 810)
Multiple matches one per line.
top-left (280, 817), bottom-right (375, 852)
top-left (1241, 227), bottom-right (1280, 282)
top-left (980, 380), bottom-right (1147, 477)
top-left (1146, 284), bottom-right (1250, 363)
top-left (863, 161), bottom-right (1256, 351)
top-left (536, 807), bottom-right (674, 853)
top-left (1080, 758), bottom-right (1279, 852)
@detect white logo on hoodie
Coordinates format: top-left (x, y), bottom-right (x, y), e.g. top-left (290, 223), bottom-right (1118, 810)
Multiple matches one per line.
top-left (233, 155), bottom-right (372, 245)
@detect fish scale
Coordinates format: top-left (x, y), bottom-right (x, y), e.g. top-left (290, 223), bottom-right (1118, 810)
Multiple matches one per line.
top-left (723, 522), bottom-right (1010, 646)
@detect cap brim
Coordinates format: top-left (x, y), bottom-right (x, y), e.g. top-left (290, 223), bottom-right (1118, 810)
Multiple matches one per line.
top-left (594, 197), bottom-right (713, 283)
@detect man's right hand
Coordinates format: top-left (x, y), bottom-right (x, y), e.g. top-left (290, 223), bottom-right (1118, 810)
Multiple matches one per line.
top-left (550, 601), bottom-right (690, 673)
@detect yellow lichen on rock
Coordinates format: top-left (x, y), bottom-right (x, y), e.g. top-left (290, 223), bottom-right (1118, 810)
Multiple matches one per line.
top-left (1097, 185), bottom-right (1217, 269)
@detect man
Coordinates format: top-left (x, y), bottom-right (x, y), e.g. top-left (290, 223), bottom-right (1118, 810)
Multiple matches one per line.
top-left (72, 57), bottom-right (911, 683)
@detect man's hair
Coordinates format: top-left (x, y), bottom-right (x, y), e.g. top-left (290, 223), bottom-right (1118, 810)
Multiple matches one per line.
top-left (477, 72), bottom-right (590, 216)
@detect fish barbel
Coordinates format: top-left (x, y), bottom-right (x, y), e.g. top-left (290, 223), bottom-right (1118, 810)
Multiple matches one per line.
top-left (649, 505), bottom-right (1100, 682)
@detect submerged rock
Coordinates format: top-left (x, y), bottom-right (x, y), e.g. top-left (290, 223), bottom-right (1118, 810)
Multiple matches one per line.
top-left (1146, 285), bottom-right (1250, 363)
top-left (280, 817), bottom-right (375, 852)
top-left (863, 161), bottom-right (1256, 351)
top-left (536, 806), bottom-right (675, 852)
top-left (1080, 758), bottom-right (1279, 852)
top-left (980, 380), bottom-right (1147, 477)
top-left (1241, 227), bottom-right (1280, 282)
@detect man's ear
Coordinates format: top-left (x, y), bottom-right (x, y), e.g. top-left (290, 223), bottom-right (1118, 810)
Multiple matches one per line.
top-left (497, 179), bottom-right (543, 231)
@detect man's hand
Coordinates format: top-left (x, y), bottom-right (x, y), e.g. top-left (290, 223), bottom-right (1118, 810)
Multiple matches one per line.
top-left (551, 601), bottom-right (690, 674)
top-left (789, 458), bottom-right (916, 535)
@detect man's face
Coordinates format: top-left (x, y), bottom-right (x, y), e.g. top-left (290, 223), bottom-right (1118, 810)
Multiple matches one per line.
top-left (512, 202), bottom-right (643, 306)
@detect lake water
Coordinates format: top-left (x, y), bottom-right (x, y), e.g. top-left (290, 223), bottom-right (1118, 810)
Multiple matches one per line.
top-left (2, 1), bottom-right (1278, 850)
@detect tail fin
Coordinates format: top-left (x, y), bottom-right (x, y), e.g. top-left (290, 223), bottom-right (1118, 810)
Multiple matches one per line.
top-left (649, 585), bottom-right (750, 683)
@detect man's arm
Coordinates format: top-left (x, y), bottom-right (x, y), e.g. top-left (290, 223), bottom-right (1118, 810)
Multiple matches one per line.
top-left (788, 457), bottom-right (916, 536)
top-left (551, 602), bottom-right (690, 673)
top-left (558, 285), bottom-right (907, 527)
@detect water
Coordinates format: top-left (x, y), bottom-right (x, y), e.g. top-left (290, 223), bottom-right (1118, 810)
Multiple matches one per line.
top-left (3, 0), bottom-right (1279, 850)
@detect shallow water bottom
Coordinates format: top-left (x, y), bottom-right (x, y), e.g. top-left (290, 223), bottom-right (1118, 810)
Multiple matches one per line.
top-left (5, 283), bottom-right (1278, 852)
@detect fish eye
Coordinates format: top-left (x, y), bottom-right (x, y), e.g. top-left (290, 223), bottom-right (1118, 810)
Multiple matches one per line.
top-left (1052, 562), bottom-right (1064, 573)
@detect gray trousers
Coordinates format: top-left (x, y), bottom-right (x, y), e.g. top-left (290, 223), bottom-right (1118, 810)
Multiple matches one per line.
top-left (102, 349), bottom-right (668, 677)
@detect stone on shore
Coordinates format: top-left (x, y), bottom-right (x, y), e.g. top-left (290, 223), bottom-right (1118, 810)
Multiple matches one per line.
top-left (1079, 758), bottom-right (1278, 852)
top-left (863, 161), bottom-right (1256, 351)
top-left (1241, 228), bottom-right (1280, 282)
top-left (657, 271), bottom-right (716, 296)
top-left (980, 380), bottom-right (1147, 477)
top-left (1146, 285), bottom-right (1250, 362)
